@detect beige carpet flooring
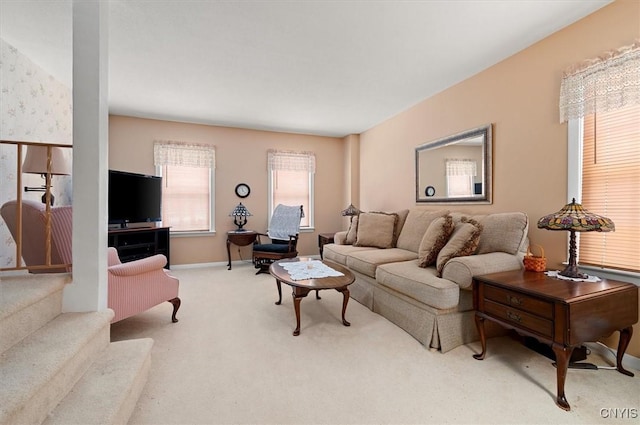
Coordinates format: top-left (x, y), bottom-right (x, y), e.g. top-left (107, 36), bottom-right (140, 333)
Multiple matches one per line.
top-left (110, 261), bottom-right (640, 425)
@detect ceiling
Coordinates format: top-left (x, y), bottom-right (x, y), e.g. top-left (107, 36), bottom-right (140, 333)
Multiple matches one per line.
top-left (1, 0), bottom-right (611, 138)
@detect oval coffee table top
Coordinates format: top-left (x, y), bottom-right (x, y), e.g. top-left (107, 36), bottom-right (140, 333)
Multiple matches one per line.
top-left (269, 257), bottom-right (355, 290)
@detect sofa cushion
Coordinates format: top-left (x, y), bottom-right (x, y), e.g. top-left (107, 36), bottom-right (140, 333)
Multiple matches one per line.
top-left (376, 260), bottom-right (460, 310)
top-left (475, 212), bottom-right (529, 255)
top-left (418, 215), bottom-right (454, 267)
top-left (346, 248), bottom-right (418, 278)
top-left (436, 217), bottom-right (483, 276)
top-left (396, 209), bottom-right (449, 253)
top-left (355, 212), bottom-right (398, 249)
top-left (345, 215), bottom-right (359, 245)
top-left (323, 243), bottom-right (377, 266)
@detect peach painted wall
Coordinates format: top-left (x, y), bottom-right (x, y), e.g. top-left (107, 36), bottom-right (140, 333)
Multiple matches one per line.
top-left (358, 0), bottom-right (640, 356)
top-left (109, 115), bottom-right (345, 266)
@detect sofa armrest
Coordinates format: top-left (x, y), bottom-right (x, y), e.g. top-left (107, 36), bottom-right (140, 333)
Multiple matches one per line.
top-left (442, 252), bottom-right (524, 290)
top-left (333, 231), bottom-right (348, 245)
top-left (108, 254), bottom-right (168, 276)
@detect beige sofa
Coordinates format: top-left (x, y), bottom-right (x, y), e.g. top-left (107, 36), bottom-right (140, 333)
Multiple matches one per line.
top-left (323, 208), bottom-right (529, 353)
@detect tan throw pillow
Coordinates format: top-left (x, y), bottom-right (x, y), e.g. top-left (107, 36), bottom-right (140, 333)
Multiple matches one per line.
top-left (345, 215), bottom-right (359, 245)
top-left (436, 217), bottom-right (483, 276)
top-left (354, 212), bottom-right (398, 249)
top-left (396, 209), bottom-right (450, 252)
top-left (475, 212), bottom-right (529, 255)
top-left (418, 215), bottom-right (454, 268)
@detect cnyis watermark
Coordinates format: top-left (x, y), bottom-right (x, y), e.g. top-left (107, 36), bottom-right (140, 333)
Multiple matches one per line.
top-left (600, 408), bottom-right (638, 419)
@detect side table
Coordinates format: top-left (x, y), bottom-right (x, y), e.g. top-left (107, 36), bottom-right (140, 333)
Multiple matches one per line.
top-left (318, 232), bottom-right (335, 259)
top-left (472, 269), bottom-right (638, 411)
top-left (227, 230), bottom-right (257, 270)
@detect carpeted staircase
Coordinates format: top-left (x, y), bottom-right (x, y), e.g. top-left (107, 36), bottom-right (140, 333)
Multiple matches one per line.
top-left (0, 273), bottom-right (152, 425)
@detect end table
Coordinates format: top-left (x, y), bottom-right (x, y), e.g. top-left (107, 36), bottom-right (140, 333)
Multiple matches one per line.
top-left (472, 269), bottom-right (638, 411)
top-left (227, 230), bottom-right (258, 270)
top-left (318, 232), bottom-right (335, 259)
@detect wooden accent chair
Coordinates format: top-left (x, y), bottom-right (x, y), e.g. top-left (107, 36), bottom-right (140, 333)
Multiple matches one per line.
top-left (252, 204), bottom-right (303, 274)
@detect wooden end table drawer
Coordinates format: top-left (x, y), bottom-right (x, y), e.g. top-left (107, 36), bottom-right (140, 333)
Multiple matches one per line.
top-left (484, 286), bottom-right (553, 319)
top-left (484, 299), bottom-right (554, 338)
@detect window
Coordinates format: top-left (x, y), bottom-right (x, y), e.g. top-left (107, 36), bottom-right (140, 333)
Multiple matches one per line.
top-left (445, 159), bottom-right (476, 198)
top-left (562, 41), bottom-right (639, 275)
top-left (575, 106), bottom-right (640, 272)
top-left (154, 141), bottom-right (216, 233)
top-left (267, 150), bottom-right (315, 229)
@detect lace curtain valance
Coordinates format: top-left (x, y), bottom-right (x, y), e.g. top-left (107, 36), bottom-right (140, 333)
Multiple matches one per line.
top-left (446, 159), bottom-right (477, 176)
top-left (267, 149), bottom-right (316, 173)
top-left (559, 40), bottom-right (640, 123)
top-left (154, 140), bottom-right (216, 168)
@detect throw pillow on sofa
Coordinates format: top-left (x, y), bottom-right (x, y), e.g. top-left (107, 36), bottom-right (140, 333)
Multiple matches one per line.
top-left (396, 209), bottom-right (449, 253)
top-left (354, 212), bottom-right (398, 249)
top-left (345, 215), bottom-right (359, 245)
top-left (436, 217), bottom-right (483, 276)
top-left (418, 214), bottom-right (454, 267)
top-left (474, 212), bottom-right (529, 255)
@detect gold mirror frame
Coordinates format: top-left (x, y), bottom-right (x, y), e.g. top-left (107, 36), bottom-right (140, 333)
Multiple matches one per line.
top-left (415, 124), bottom-right (493, 204)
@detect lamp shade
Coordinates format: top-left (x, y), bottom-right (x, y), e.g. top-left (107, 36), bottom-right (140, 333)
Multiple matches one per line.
top-left (229, 202), bottom-right (252, 230)
top-left (229, 203), bottom-right (252, 218)
top-left (341, 203), bottom-right (361, 217)
top-left (537, 198), bottom-right (615, 232)
top-left (23, 145), bottom-right (71, 175)
top-left (537, 198), bottom-right (614, 279)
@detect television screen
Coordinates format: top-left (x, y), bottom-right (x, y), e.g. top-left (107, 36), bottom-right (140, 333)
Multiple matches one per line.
top-left (108, 170), bottom-right (162, 226)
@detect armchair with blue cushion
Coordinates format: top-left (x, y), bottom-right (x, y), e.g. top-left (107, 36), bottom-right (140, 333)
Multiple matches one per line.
top-left (252, 204), bottom-right (303, 274)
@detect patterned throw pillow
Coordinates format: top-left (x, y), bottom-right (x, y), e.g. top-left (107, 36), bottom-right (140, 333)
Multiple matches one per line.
top-left (345, 215), bottom-right (359, 245)
top-left (418, 215), bottom-right (454, 267)
top-left (396, 209), bottom-right (450, 253)
top-left (354, 212), bottom-right (398, 249)
top-left (436, 217), bottom-right (483, 276)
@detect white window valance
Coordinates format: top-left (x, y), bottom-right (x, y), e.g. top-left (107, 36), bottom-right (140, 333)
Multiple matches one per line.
top-left (267, 149), bottom-right (316, 173)
top-left (446, 159), bottom-right (477, 176)
top-left (559, 40), bottom-right (640, 123)
top-left (154, 140), bottom-right (216, 168)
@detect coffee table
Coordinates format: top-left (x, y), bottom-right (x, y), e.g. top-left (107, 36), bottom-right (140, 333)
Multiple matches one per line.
top-left (269, 257), bottom-right (355, 336)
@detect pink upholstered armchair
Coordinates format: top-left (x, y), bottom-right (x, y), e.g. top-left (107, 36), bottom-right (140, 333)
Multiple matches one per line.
top-left (1, 200), bottom-right (72, 273)
top-left (107, 247), bottom-right (181, 323)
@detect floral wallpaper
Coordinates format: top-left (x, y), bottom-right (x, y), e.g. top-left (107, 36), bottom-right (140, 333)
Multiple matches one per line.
top-left (0, 38), bottom-right (73, 268)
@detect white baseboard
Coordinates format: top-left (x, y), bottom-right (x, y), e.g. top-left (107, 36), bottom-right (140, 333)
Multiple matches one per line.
top-left (171, 255), bottom-right (323, 270)
top-left (170, 261), bottom-right (228, 270)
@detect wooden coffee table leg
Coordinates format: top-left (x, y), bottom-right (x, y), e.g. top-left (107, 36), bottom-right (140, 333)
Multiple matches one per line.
top-left (275, 279), bottom-right (282, 305)
top-left (292, 287), bottom-right (311, 336)
top-left (337, 287), bottom-right (351, 327)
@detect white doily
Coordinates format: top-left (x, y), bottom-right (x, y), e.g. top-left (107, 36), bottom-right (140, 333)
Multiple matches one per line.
top-left (278, 260), bottom-right (344, 281)
top-left (545, 270), bottom-right (601, 282)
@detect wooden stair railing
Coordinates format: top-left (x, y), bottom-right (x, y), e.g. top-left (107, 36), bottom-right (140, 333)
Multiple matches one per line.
top-left (0, 140), bottom-right (72, 272)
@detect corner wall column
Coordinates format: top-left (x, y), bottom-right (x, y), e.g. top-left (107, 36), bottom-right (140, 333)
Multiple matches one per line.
top-left (63, 0), bottom-right (109, 312)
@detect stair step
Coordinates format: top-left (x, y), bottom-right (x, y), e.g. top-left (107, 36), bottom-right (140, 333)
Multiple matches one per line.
top-left (0, 273), bottom-right (70, 355)
top-left (0, 310), bottom-right (114, 425)
top-left (43, 338), bottom-right (154, 425)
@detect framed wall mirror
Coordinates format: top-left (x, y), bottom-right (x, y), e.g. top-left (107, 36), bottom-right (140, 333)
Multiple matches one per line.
top-left (415, 124), bottom-right (493, 204)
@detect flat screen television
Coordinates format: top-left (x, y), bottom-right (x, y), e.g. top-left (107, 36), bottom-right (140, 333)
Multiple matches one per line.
top-left (108, 170), bottom-right (162, 227)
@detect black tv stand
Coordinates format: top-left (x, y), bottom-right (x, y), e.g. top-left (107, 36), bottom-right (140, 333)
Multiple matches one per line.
top-left (108, 226), bottom-right (170, 269)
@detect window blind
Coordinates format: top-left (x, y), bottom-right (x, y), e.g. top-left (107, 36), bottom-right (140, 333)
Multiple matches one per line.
top-left (580, 104), bottom-right (640, 272)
